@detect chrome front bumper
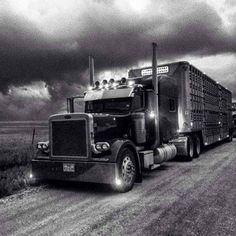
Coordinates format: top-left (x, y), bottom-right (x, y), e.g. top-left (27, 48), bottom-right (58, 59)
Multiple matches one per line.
top-left (32, 159), bottom-right (116, 184)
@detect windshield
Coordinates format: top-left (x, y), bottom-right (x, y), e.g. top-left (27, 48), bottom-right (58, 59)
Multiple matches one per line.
top-left (85, 98), bottom-right (132, 114)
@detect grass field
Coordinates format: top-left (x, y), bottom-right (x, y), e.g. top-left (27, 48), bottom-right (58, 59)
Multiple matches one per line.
top-left (0, 121), bottom-right (48, 197)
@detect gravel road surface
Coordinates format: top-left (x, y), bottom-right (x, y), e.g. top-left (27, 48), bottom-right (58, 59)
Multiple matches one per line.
top-left (1, 139), bottom-right (236, 236)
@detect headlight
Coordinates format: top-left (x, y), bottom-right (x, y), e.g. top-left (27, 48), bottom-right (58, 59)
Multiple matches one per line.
top-left (92, 142), bottom-right (110, 153)
top-left (37, 141), bottom-right (49, 153)
top-left (95, 143), bottom-right (102, 152)
top-left (101, 143), bottom-right (110, 151)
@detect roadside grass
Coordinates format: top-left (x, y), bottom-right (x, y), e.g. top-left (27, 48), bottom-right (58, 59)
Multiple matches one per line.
top-left (0, 123), bottom-right (48, 198)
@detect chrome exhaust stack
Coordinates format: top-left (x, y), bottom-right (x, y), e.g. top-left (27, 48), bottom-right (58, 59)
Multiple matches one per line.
top-left (151, 43), bottom-right (176, 163)
top-left (89, 55), bottom-right (95, 87)
top-left (151, 42), bottom-right (160, 149)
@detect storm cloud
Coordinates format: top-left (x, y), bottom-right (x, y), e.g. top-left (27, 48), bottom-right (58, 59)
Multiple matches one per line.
top-left (1, 0), bottom-right (236, 120)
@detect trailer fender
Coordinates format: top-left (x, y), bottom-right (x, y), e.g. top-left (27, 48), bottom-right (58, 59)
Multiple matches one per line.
top-left (110, 139), bottom-right (142, 183)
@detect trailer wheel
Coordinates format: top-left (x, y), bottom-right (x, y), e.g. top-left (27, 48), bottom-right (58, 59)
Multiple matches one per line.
top-left (113, 148), bottom-right (137, 193)
top-left (185, 136), bottom-right (194, 161)
top-left (193, 135), bottom-right (201, 158)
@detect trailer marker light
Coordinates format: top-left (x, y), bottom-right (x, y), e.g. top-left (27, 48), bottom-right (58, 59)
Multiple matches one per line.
top-left (29, 173), bottom-right (33, 179)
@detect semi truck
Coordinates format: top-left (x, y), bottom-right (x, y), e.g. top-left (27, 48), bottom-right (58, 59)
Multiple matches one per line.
top-left (32, 43), bottom-right (233, 192)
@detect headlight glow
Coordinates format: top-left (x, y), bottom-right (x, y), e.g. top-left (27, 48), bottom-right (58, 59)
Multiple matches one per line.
top-left (94, 142), bottom-right (110, 152)
top-left (37, 141), bottom-right (49, 153)
top-left (115, 178), bottom-right (122, 186)
top-left (102, 143), bottom-right (110, 151)
top-left (95, 143), bottom-right (102, 152)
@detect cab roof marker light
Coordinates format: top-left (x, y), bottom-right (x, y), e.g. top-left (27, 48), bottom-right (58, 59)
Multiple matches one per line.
top-left (120, 77), bottom-right (127, 85)
top-left (95, 81), bottom-right (100, 89)
top-left (102, 79), bottom-right (108, 85)
top-left (109, 78), bottom-right (115, 84)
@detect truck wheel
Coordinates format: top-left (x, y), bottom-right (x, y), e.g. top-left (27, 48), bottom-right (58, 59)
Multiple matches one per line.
top-left (113, 148), bottom-right (137, 193)
top-left (193, 135), bottom-right (201, 158)
top-left (185, 136), bottom-right (194, 161)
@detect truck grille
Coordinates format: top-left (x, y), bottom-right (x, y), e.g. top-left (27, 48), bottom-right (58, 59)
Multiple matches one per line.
top-left (51, 120), bottom-right (88, 157)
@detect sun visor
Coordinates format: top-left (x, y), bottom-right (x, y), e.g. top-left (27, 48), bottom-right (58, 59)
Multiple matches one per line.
top-left (84, 87), bottom-right (134, 101)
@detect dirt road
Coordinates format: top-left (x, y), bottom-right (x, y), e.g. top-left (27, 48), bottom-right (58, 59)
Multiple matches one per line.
top-left (1, 140), bottom-right (236, 236)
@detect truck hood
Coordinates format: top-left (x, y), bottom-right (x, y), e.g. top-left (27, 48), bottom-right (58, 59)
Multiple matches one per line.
top-left (49, 112), bottom-right (133, 144)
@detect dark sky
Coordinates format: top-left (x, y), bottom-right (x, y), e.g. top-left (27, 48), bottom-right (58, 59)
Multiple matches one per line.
top-left (1, 0), bottom-right (236, 120)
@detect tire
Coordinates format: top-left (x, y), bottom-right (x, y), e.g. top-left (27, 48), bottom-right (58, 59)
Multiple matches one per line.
top-left (185, 136), bottom-right (194, 161)
top-left (193, 135), bottom-right (201, 158)
top-left (112, 148), bottom-right (137, 193)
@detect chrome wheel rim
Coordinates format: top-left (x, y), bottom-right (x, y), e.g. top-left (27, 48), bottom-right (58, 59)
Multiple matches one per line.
top-left (121, 156), bottom-right (135, 184)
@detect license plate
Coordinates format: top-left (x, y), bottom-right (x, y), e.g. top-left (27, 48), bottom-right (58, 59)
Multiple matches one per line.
top-left (63, 163), bottom-right (75, 172)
